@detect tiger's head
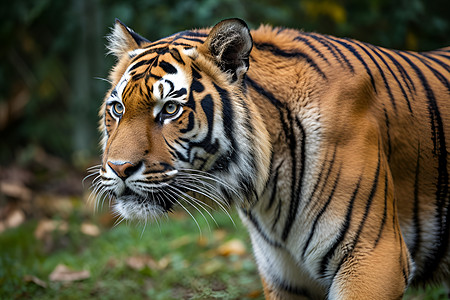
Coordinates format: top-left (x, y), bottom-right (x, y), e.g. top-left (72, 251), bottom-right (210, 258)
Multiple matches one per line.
top-left (98, 19), bottom-right (271, 221)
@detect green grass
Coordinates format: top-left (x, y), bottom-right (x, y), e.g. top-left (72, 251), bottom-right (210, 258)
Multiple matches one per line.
top-left (0, 209), bottom-right (263, 300)
top-left (0, 206), bottom-right (448, 299)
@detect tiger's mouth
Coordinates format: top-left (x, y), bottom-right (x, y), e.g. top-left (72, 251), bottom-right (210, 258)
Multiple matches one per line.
top-left (113, 186), bottom-right (176, 221)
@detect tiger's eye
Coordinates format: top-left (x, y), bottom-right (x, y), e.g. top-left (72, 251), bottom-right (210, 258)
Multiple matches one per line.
top-left (112, 102), bottom-right (124, 116)
top-left (164, 102), bottom-right (178, 115)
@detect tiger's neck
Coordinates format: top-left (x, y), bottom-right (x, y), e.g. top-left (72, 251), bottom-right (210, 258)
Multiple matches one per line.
top-left (240, 27), bottom-right (328, 242)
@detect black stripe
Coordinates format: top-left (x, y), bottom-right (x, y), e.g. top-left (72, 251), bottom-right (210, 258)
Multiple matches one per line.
top-left (263, 152), bottom-right (275, 191)
top-left (122, 82), bottom-right (138, 102)
top-left (266, 162), bottom-right (283, 211)
top-left (164, 137), bottom-right (189, 162)
top-left (352, 149), bottom-right (381, 247)
top-left (190, 78), bottom-right (204, 93)
top-left (294, 34), bottom-right (330, 65)
top-left (163, 79), bottom-right (175, 95)
top-left (436, 53), bottom-right (450, 59)
top-left (245, 77), bottom-right (292, 155)
top-left (346, 39), bottom-right (396, 111)
top-left (212, 83), bottom-right (238, 168)
top-left (186, 67), bottom-right (204, 111)
top-left (173, 30), bottom-right (208, 39)
top-left (180, 111), bottom-right (195, 134)
top-left (280, 111), bottom-right (298, 240)
top-left (303, 153), bottom-right (329, 207)
top-left (421, 53), bottom-right (450, 73)
top-left (128, 58), bottom-right (157, 73)
top-left (327, 37), bottom-right (377, 93)
top-left (303, 32), bottom-right (354, 72)
top-left (366, 44), bottom-right (413, 113)
top-left (239, 96), bottom-right (259, 201)
top-left (144, 40), bottom-right (170, 48)
top-left (245, 76), bottom-right (304, 239)
top-left (383, 106), bottom-right (392, 162)
top-left (242, 209), bottom-right (283, 248)
top-left (173, 139), bottom-right (188, 151)
top-left (275, 280), bottom-right (311, 298)
top-left (214, 83), bottom-right (235, 148)
top-left (210, 150), bottom-right (235, 173)
top-left (254, 42), bottom-right (327, 79)
top-left (189, 94), bottom-right (218, 154)
top-left (263, 271), bottom-right (312, 298)
top-left (144, 73), bottom-right (162, 82)
top-left (302, 166), bottom-right (341, 258)
top-left (191, 65), bottom-right (203, 79)
top-left (272, 197), bottom-right (283, 230)
top-left (410, 145), bottom-right (421, 259)
top-left (407, 52), bottom-right (450, 93)
top-left (246, 76), bottom-right (283, 106)
top-left (377, 48), bottom-right (417, 95)
top-left (394, 51), bottom-right (449, 280)
top-left (396, 209), bottom-right (411, 287)
top-left (373, 173), bottom-right (388, 247)
top-left (305, 146), bottom-right (337, 208)
top-left (281, 116), bottom-right (306, 241)
top-left (320, 176), bottom-right (362, 276)
top-left (173, 42), bottom-right (200, 48)
top-left (168, 87), bottom-right (187, 99)
top-left (169, 48), bottom-right (185, 65)
top-left (175, 37), bottom-right (204, 44)
top-left (131, 47), bottom-right (169, 62)
top-left (159, 61), bottom-right (177, 74)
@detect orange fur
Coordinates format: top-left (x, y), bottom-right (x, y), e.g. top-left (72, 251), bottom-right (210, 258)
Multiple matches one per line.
top-left (99, 19), bottom-right (450, 299)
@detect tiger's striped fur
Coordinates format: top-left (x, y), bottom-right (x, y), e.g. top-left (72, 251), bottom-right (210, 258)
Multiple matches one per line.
top-left (97, 18), bottom-right (450, 299)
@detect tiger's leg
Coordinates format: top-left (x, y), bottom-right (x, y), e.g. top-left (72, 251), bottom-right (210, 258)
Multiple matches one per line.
top-left (251, 238), bottom-right (326, 299)
top-left (328, 228), bottom-right (412, 300)
top-left (260, 276), bottom-right (312, 300)
top-left (240, 210), bottom-right (326, 299)
top-left (261, 277), bottom-right (282, 300)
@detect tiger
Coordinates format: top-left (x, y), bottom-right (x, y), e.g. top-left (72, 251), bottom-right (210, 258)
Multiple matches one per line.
top-left (95, 17), bottom-right (450, 299)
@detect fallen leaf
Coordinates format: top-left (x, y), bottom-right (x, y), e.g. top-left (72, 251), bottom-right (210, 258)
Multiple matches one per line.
top-left (34, 219), bottom-right (68, 240)
top-left (216, 239), bottom-right (247, 257)
top-left (49, 264), bottom-right (90, 282)
top-left (213, 229), bottom-right (227, 242)
top-left (81, 222), bottom-right (100, 236)
top-left (199, 260), bottom-right (224, 275)
top-left (35, 194), bottom-right (73, 217)
top-left (197, 235), bottom-right (208, 247)
top-left (170, 235), bottom-right (191, 248)
top-left (0, 209), bottom-right (25, 233)
top-left (158, 256), bottom-right (170, 270)
top-left (23, 275), bottom-right (47, 288)
top-left (0, 181), bottom-right (32, 201)
top-left (126, 255), bottom-right (160, 271)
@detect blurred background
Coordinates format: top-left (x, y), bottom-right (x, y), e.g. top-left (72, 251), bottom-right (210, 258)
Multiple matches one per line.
top-left (1, 0), bottom-right (449, 299)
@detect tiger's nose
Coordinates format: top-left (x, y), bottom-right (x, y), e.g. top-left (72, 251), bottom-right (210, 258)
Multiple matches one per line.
top-left (107, 161), bottom-right (139, 179)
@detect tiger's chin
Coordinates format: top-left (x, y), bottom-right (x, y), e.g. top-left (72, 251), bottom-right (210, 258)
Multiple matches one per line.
top-left (112, 189), bottom-right (174, 222)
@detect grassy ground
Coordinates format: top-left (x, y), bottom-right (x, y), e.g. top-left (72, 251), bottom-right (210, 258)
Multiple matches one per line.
top-left (0, 204), bottom-right (448, 299)
top-left (0, 206), bottom-right (263, 300)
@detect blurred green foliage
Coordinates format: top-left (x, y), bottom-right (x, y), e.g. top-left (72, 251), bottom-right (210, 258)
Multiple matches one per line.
top-left (1, 0), bottom-right (449, 166)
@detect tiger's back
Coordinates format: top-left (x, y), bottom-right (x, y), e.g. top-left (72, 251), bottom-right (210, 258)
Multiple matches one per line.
top-left (99, 19), bottom-right (450, 299)
top-left (246, 26), bottom-right (450, 287)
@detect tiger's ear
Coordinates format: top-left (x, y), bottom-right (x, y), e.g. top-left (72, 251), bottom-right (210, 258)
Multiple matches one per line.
top-left (107, 19), bottom-right (150, 58)
top-left (199, 18), bottom-right (253, 81)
